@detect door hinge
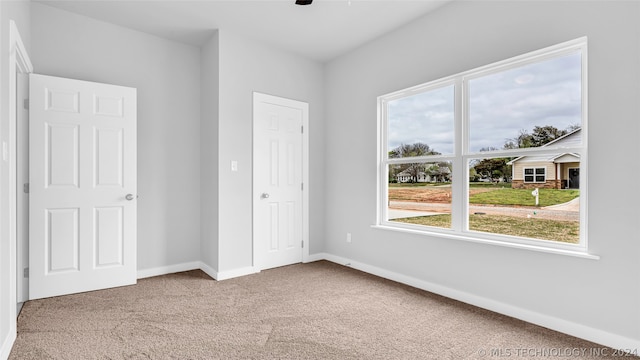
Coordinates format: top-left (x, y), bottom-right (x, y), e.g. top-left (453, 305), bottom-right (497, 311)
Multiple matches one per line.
top-left (23, 99), bottom-right (29, 110)
top-left (301, 125), bottom-right (304, 134)
top-left (23, 183), bottom-right (29, 194)
top-left (301, 240), bottom-right (304, 248)
top-left (301, 183), bottom-right (304, 191)
top-left (23, 267), bottom-right (29, 278)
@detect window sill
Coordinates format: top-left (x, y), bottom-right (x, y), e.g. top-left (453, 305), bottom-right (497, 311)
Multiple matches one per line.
top-left (371, 224), bottom-right (600, 260)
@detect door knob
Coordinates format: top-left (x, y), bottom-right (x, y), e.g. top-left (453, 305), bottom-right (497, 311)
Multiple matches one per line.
top-left (261, 193), bottom-right (270, 199)
top-left (125, 194), bottom-right (135, 201)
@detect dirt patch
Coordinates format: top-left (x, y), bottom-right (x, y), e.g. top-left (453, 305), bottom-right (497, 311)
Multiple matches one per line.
top-left (389, 187), bottom-right (491, 203)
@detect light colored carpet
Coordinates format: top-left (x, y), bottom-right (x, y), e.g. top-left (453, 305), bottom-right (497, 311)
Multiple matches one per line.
top-left (9, 261), bottom-right (622, 359)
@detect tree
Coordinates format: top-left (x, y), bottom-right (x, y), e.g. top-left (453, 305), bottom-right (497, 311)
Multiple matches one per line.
top-left (479, 146), bottom-right (501, 152)
top-left (504, 129), bottom-right (534, 149)
top-left (427, 163), bottom-right (452, 182)
top-left (530, 125), bottom-right (567, 147)
top-left (471, 147), bottom-right (512, 182)
top-left (503, 125), bottom-right (572, 149)
top-left (566, 123), bottom-right (581, 132)
top-left (469, 167), bottom-right (480, 182)
top-left (474, 158), bottom-right (509, 183)
top-left (389, 143), bottom-right (440, 182)
top-left (390, 142), bottom-right (438, 158)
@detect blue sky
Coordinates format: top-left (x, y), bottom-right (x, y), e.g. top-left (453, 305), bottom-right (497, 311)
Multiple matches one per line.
top-left (387, 52), bottom-right (582, 154)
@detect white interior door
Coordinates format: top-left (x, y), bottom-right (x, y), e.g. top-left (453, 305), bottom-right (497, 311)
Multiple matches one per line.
top-left (29, 74), bottom-right (137, 300)
top-left (253, 93), bottom-right (307, 270)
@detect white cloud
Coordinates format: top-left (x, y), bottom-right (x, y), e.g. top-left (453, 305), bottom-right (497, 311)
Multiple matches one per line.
top-left (468, 53), bottom-right (581, 151)
top-left (388, 85), bottom-right (455, 153)
top-left (388, 52), bottom-right (582, 153)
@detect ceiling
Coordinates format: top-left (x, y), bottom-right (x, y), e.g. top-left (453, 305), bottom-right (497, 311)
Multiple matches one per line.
top-left (35, 0), bottom-right (450, 62)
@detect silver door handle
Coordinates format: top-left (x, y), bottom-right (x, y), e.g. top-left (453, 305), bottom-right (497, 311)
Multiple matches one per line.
top-left (125, 194), bottom-right (135, 201)
top-left (261, 193), bottom-right (270, 199)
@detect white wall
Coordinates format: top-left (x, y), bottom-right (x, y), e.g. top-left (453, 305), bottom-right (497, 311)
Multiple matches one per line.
top-left (216, 30), bottom-right (324, 273)
top-left (30, 3), bottom-right (202, 273)
top-left (324, 0), bottom-right (640, 348)
top-left (0, 2), bottom-right (30, 357)
top-left (200, 32), bottom-right (219, 273)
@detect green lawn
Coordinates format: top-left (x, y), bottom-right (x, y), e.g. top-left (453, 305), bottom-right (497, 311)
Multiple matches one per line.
top-left (392, 182), bottom-right (523, 189)
top-left (389, 185), bottom-right (579, 207)
top-left (389, 182), bottom-right (450, 188)
top-left (469, 188), bottom-right (579, 207)
top-left (393, 214), bottom-right (579, 243)
top-left (468, 182), bottom-right (512, 189)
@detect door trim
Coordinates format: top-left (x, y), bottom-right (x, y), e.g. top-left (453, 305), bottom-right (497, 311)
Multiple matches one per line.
top-left (11, 21), bottom-right (33, 304)
top-left (3, 19), bottom-right (33, 358)
top-left (252, 92), bottom-right (309, 271)
top-left (16, 72), bottom-right (28, 304)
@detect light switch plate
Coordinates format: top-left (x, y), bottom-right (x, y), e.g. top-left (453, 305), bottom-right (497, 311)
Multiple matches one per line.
top-left (231, 160), bottom-right (238, 172)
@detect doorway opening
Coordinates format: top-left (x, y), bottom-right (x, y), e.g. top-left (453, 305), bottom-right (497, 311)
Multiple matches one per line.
top-left (568, 168), bottom-right (580, 189)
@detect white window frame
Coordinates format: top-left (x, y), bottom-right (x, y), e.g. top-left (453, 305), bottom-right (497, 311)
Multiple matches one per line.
top-left (376, 37), bottom-right (592, 258)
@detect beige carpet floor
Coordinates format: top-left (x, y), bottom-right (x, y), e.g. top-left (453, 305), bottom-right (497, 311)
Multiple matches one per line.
top-left (9, 261), bottom-right (626, 359)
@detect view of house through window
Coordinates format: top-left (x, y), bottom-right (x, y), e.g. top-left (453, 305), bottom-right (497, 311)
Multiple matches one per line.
top-left (386, 83), bottom-right (454, 230)
top-left (380, 39), bottom-right (586, 248)
top-left (388, 161), bottom-right (453, 229)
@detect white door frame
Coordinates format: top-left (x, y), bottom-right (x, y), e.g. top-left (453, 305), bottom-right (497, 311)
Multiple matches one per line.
top-left (16, 69), bottom-right (29, 304)
top-left (3, 19), bottom-right (33, 357)
top-left (252, 92), bottom-right (309, 271)
top-left (12, 22), bottom-right (33, 305)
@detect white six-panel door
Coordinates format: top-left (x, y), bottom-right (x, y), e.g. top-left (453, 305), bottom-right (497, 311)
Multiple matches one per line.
top-left (29, 74), bottom-right (137, 300)
top-left (253, 93), bottom-right (306, 270)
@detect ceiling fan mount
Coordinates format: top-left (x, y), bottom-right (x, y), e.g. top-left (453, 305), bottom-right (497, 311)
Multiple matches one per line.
top-left (295, 0), bottom-right (313, 5)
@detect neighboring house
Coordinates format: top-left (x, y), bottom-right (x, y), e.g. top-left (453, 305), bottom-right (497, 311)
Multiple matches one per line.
top-left (508, 128), bottom-right (581, 189)
top-left (396, 166), bottom-right (451, 183)
top-left (396, 169), bottom-right (424, 183)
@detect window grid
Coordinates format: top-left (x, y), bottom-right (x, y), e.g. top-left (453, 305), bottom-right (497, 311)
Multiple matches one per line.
top-left (524, 167), bottom-right (546, 183)
top-left (378, 37), bottom-right (587, 252)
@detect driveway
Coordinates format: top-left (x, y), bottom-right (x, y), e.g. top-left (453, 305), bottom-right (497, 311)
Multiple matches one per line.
top-left (388, 208), bottom-right (442, 220)
top-left (542, 197), bottom-right (579, 211)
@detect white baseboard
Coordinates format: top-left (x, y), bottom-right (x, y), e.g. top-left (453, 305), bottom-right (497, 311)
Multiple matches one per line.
top-left (136, 261), bottom-right (257, 281)
top-left (137, 261), bottom-right (202, 279)
top-left (0, 330), bottom-right (16, 360)
top-left (199, 262), bottom-right (218, 280)
top-left (304, 253), bottom-right (326, 263)
top-left (315, 252), bottom-right (640, 352)
top-left (216, 266), bottom-right (259, 281)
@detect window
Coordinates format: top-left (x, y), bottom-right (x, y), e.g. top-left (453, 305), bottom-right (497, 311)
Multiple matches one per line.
top-left (378, 38), bottom-right (587, 252)
top-left (524, 167), bottom-right (546, 183)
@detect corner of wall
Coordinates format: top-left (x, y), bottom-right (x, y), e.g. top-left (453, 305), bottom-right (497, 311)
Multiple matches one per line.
top-left (199, 31), bottom-right (220, 272)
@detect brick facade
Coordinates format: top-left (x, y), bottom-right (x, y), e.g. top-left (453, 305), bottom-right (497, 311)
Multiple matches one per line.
top-left (511, 179), bottom-right (561, 189)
